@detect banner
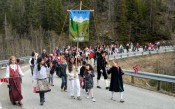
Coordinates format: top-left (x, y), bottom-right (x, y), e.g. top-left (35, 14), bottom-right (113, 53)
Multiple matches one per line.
top-left (69, 10), bottom-right (90, 42)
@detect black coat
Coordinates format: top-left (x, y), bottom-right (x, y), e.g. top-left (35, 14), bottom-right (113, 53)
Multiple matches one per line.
top-left (97, 55), bottom-right (107, 71)
top-left (108, 66), bottom-right (124, 92)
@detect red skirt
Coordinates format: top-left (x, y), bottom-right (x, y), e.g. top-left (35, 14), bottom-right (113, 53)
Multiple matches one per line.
top-left (9, 77), bottom-right (23, 103)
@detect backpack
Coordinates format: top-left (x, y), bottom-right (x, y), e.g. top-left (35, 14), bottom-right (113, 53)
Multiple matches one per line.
top-left (31, 58), bottom-right (34, 65)
top-left (60, 64), bottom-right (67, 76)
top-left (56, 64), bottom-right (62, 78)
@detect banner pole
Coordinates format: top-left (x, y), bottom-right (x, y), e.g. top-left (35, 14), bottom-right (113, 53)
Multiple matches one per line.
top-left (75, 0), bottom-right (82, 71)
top-left (80, 0), bottom-right (82, 10)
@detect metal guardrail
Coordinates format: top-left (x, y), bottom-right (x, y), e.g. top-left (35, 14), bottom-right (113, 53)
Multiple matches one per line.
top-left (0, 46), bottom-right (174, 67)
top-left (108, 46), bottom-right (175, 60)
top-left (0, 56), bottom-right (31, 68)
top-left (0, 47), bottom-right (174, 91)
top-left (123, 70), bottom-right (175, 91)
top-left (106, 46), bottom-right (175, 91)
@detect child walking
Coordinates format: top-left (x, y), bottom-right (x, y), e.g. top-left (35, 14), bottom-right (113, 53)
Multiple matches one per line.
top-left (46, 55), bottom-right (55, 86)
top-left (60, 58), bottom-right (67, 92)
top-left (33, 57), bottom-right (51, 105)
top-left (107, 61), bottom-right (125, 103)
top-left (84, 64), bottom-right (96, 102)
top-left (5, 56), bottom-right (24, 106)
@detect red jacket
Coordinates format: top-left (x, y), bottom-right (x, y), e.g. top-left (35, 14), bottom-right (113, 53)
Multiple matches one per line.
top-left (88, 53), bottom-right (94, 59)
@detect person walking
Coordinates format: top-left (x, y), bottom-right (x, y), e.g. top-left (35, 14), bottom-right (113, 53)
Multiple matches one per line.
top-left (66, 57), bottom-right (82, 100)
top-left (84, 64), bottom-right (96, 102)
top-left (79, 61), bottom-right (87, 92)
top-left (60, 58), bottom-right (68, 92)
top-left (29, 51), bottom-right (36, 76)
top-left (46, 55), bottom-right (55, 86)
top-left (33, 57), bottom-right (51, 106)
top-left (107, 61), bottom-right (125, 103)
top-left (126, 43), bottom-right (130, 53)
top-left (97, 51), bottom-right (109, 89)
top-left (5, 56), bottom-right (24, 106)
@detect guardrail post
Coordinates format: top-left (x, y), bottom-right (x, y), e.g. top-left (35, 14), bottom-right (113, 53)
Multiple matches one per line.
top-left (157, 81), bottom-right (161, 91)
top-left (131, 76), bottom-right (134, 84)
top-left (173, 83), bottom-right (175, 93)
top-left (149, 51), bottom-right (151, 55)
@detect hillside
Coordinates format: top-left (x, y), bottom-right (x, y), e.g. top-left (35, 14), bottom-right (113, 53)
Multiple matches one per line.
top-left (116, 52), bottom-right (175, 93)
top-left (0, 0), bottom-right (175, 59)
top-left (118, 52), bottom-right (175, 75)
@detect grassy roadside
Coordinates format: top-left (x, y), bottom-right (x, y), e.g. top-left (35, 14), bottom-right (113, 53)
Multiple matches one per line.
top-left (113, 52), bottom-right (175, 94)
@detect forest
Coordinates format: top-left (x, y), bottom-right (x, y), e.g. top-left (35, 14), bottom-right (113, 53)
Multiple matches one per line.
top-left (0, 0), bottom-right (175, 59)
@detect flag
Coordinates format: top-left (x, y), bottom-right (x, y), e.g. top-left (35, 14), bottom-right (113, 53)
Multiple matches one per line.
top-left (133, 64), bottom-right (138, 74)
top-left (69, 10), bottom-right (90, 42)
top-left (0, 78), bottom-right (8, 83)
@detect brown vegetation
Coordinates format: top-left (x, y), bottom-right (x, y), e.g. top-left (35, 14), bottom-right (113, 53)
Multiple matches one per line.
top-left (113, 52), bottom-right (175, 93)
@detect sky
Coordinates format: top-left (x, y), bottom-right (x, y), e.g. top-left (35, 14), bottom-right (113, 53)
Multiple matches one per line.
top-left (70, 10), bottom-right (90, 23)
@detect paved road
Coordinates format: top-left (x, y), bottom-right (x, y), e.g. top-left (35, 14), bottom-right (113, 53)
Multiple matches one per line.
top-left (0, 65), bottom-right (175, 109)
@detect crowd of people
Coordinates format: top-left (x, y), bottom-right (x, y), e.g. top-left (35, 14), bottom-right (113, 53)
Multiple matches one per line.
top-left (2, 44), bottom-right (126, 106)
top-left (3, 40), bottom-right (172, 106)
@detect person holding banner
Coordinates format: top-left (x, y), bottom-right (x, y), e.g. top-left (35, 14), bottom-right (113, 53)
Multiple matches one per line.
top-left (67, 57), bottom-right (82, 100)
top-left (5, 56), bottom-right (24, 106)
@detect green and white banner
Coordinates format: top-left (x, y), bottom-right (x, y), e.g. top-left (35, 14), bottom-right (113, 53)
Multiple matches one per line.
top-left (69, 10), bottom-right (90, 42)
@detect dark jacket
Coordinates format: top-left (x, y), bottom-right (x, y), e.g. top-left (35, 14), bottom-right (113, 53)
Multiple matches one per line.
top-left (84, 70), bottom-right (95, 89)
top-left (80, 66), bottom-right (86, 77)
top-left (41, 52), bottom-right (47, 59)
top-left (60, 63), bottom-right (67, 77)
top-left (97, 55), bottom-right (107, 71)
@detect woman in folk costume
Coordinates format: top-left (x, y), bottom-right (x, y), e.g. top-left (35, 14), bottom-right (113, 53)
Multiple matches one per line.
top-left (5, 56), bottom-right (24, 106)
top-left (107, 60), bottom-right (125, 103)
top-left (33, 57), bottom-right (51, 106)
top-left (66, 56), bottom-right (82, 100)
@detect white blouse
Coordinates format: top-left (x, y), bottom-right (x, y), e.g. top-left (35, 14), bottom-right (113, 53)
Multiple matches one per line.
top-left (33, 65), bottom-right (50, 79)
top-left (66, 65), bottom-right (79, 79)
top-left (5, 64), bottom-right (24, 78)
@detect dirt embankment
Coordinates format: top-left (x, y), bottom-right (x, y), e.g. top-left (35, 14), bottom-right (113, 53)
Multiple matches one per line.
top-left (110, 52), bottom-right (175, 94)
